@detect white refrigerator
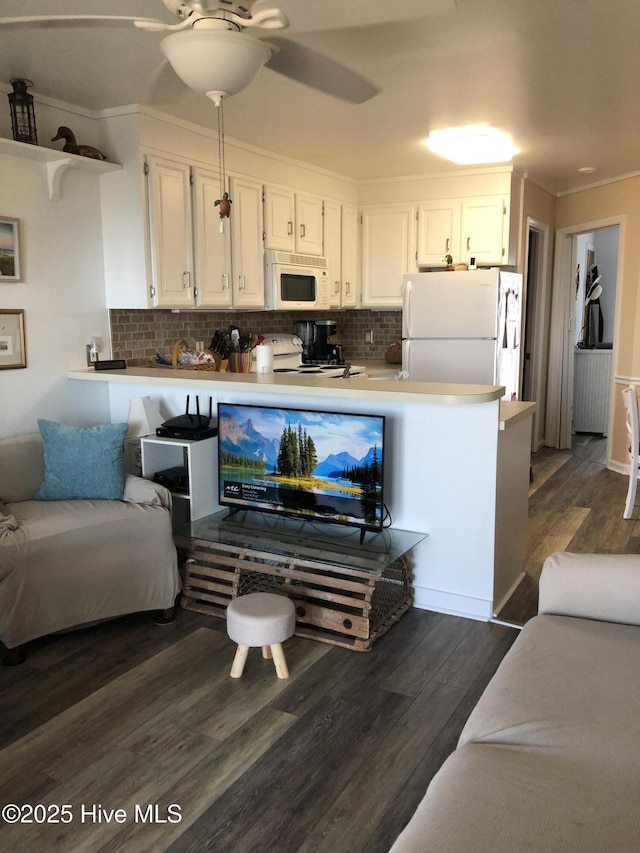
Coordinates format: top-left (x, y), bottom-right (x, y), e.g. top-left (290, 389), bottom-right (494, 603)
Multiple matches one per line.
top-left (402, 269), bottom-right (523, 399)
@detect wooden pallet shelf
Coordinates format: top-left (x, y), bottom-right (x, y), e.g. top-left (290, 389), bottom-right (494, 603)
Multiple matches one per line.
top-left (176, 514), bottom-right (422, 651)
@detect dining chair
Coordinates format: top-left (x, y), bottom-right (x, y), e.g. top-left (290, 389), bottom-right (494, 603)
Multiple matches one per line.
top-left (622, 385), bottom-right (640, 518)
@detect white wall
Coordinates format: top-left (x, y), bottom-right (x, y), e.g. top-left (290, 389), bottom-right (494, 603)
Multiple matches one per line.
top-left (0, 149), bottom-right (110, 439)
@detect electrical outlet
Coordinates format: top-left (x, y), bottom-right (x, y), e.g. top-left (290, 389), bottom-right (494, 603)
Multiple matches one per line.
top-left (364, 330), bottom-right (374, 345)
top-left (86, 342), bottom-right (99, 365)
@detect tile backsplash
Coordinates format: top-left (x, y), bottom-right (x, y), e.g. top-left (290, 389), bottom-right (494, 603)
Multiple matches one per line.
top-left (110, 309), bottom-right (402, 366)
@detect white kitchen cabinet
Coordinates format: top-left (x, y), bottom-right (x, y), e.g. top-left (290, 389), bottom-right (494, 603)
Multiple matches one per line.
top-left (146, 154), bottom-right (195, 308)
top-left (229, 175), bottom-right (265, 309)
top-left (263, 185), bottom-right (323, 255)
top-left (417, 200), bottom-right (459, 266)
top-left (192, 167), bottom-right (233, 309)
top-left (323, 200), bottom-right (360, 308)
top-left (460, 195), bottom-right (508, 265)
top-left (341, 203), bottom-right (359, 308)
top-left (417, 195), bottom-right (509, 268)
top-left (295, 192), bottom-right (323, 255)
top-left (263, 185), bottom-right (295, 251)
top-left (361, 204), bottom-right (417, 307)
top-left (323, 198), bottom-right (342, 308)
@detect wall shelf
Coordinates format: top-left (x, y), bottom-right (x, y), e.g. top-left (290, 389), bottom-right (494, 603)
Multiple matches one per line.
top-left (0, 136), bottom-right (122, 200)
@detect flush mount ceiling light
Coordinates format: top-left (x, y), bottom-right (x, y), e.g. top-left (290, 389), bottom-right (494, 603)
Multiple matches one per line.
top-left (424, 125), bottom-right (515, 165)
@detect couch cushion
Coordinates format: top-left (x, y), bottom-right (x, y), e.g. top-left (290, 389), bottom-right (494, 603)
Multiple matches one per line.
top-left (459, 614), bottom-right (640, 756)
top-left (390, 614), bottom-right (640, 853)
top-left (35, 420), bottom-right (128, 501)
top-left (0, 498), bottom-right (180, 649)
top-left (0, 433), bottom-right (44, 503)
top-left (391, 740), bottom-right (640, 852)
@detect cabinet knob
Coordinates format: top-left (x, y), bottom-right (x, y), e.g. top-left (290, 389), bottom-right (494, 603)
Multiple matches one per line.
top-left (300, 223), bottom-right (306, 238)
top-left (335, 280), bottom-right (340, 294)
top-left (466, 237), bottom-right (471, 251)
top-left (345, 281), bottom-right (351, 294)
top-left (222, 273), bottom-right (229, 290)
top-left (446, 237), bottom-right (450, 252)
top-left (238, 274), bottom-right (246, 290)
top-left (183, 271), bottom-right (191, 289)
top-left (287, 221), bottom-right (293, 236)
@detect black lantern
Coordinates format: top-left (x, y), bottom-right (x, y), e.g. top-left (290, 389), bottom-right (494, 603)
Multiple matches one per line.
top-left (8, 79), bottom-right (38, 145)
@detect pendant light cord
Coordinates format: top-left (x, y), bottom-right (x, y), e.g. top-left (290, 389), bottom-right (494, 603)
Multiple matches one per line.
top-left (217, 98), bottom-right (226, 197)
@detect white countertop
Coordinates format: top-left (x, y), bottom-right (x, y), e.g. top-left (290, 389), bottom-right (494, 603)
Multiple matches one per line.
top-left (67, 365), bottom-right (505, 406)
top-left (499, 400), bottom-right (537, 429)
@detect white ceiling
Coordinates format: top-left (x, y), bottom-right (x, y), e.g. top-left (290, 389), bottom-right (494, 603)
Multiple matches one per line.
top-left (2, 0), bottom-right (640, 194)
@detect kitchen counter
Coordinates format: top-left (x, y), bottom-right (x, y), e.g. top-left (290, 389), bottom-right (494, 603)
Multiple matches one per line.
top-left (67, 367), bottom-right (533, 622)
top-left (67, 366), bottom-right (504, 406)
top-left (499, 400), bottom-right (537, 429)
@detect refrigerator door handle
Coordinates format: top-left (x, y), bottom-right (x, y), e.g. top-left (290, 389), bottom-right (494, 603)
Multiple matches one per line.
top-left (403, 279), bottom-right (412, 337)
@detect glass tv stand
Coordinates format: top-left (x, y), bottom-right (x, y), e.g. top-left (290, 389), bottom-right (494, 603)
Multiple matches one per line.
top-left (174, 510), bottom-right (426, 651)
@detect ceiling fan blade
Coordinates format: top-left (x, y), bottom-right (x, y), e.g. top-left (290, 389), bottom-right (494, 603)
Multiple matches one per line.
top-left (0, 15), bottom-right (165, 29)
top-left (264, 37), bottom-right (379, 104)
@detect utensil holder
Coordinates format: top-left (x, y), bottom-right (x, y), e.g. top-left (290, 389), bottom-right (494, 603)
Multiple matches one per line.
top-left (228, 351), bottom-right (253, 373)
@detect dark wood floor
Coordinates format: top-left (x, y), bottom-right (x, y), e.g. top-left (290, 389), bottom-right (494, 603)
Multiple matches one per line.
top-left (0, 436), bottom-right (636, 852)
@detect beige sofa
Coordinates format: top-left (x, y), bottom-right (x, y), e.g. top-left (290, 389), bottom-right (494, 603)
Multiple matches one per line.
top-left (390, 551), bottom-right (640, 853)
top-left (0, 433), bottom-right (181, 663)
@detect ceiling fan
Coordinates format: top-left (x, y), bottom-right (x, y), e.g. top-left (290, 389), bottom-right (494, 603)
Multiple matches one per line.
top-left (0, 0), bottom-right (379, 106)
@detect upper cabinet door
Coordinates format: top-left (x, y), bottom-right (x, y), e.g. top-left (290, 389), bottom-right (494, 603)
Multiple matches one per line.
top-left (341, 203), bottom-right (359, 308)
top-left (263, 186), bottom-right (295, 251)
top-left (264, 185), bottom-right (324, 256)
top-left (460, 196), bottom-right (506, 265)
top-left (192, 167), bottom-right (233, 309)
top-left (146, 155), bottom-right (194, 308)
top-left (295, 193), bottom-right (323, 255)
top-left (361, 204), bottom-right (417, 307)
top-left (230, 175), bottom-right (266, 309)
top-left (323, 198), bottom-right (342, 308)
top-left (417, 201), bottom-right (460, 267)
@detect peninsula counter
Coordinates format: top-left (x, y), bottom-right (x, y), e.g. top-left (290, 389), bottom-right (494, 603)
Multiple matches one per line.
top-left (68, 367), bottom-right (534, 621)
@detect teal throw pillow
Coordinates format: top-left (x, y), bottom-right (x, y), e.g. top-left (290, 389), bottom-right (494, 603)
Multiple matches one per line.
top-left (35, 419), bottom-right (128, 501)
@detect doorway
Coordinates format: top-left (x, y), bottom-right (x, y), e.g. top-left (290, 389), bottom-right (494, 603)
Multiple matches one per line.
top-left (521, 218), bottom-right (551, 451)
top-left (545, 218), bottom-right (622, 456)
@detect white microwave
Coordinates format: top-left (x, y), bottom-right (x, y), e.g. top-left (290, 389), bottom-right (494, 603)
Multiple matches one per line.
top-left (264, 250), bottom-right (330, 311)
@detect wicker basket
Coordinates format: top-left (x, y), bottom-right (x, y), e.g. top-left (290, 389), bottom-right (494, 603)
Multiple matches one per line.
top-left (384, 339), bottom-right (403, 364)
top-left (151, 339), bottom-right (227, 372)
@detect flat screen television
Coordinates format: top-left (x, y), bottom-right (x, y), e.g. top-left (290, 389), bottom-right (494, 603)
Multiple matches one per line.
top-left (217, 402), bottom-right (385, 538)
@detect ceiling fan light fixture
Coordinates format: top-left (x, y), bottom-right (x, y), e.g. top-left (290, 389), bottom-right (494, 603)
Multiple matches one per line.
top-left (425, 126), bottom-right (515, 165)
top-left (160, 28), bottom-right (271, 99)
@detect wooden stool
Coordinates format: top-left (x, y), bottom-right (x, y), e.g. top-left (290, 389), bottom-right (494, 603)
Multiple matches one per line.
top-left (226, 592), bottom-right (296, 679)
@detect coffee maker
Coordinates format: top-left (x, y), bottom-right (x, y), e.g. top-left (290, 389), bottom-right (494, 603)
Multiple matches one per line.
top-left (295, 319), bottom-right (344, 364)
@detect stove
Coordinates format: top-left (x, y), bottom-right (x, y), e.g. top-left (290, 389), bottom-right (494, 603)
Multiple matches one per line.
top-left (254, 334), bottom-right (364, 377)
top-left (274, 364), bottom-right (366, 378)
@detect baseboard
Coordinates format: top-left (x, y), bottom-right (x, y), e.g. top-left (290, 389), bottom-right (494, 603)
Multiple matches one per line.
top-left (492, 571), bottom-right (526, 618)
top-left (412, 585), bottom-right (493, 622)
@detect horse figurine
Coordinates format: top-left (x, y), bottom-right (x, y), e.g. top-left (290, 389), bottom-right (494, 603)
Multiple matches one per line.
top-left (51, 126), bottom-right (107, 161)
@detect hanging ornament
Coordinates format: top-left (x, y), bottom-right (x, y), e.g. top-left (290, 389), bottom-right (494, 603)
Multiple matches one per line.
top-left (214, 96), bottom-right (232, 221)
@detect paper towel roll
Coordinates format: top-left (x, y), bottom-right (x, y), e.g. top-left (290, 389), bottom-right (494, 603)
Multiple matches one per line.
top-left (256, 343), bottom-right (274, 374)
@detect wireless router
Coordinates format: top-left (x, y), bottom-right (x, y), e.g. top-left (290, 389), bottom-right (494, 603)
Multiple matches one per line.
top-left (156, 395), bottom-right (218, 440)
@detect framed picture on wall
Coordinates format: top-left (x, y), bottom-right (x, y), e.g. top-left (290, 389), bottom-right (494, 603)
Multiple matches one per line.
top-left (0, 216), bottom-right (22, 282)
top-left (0, 309), bottom-right (26, 369)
